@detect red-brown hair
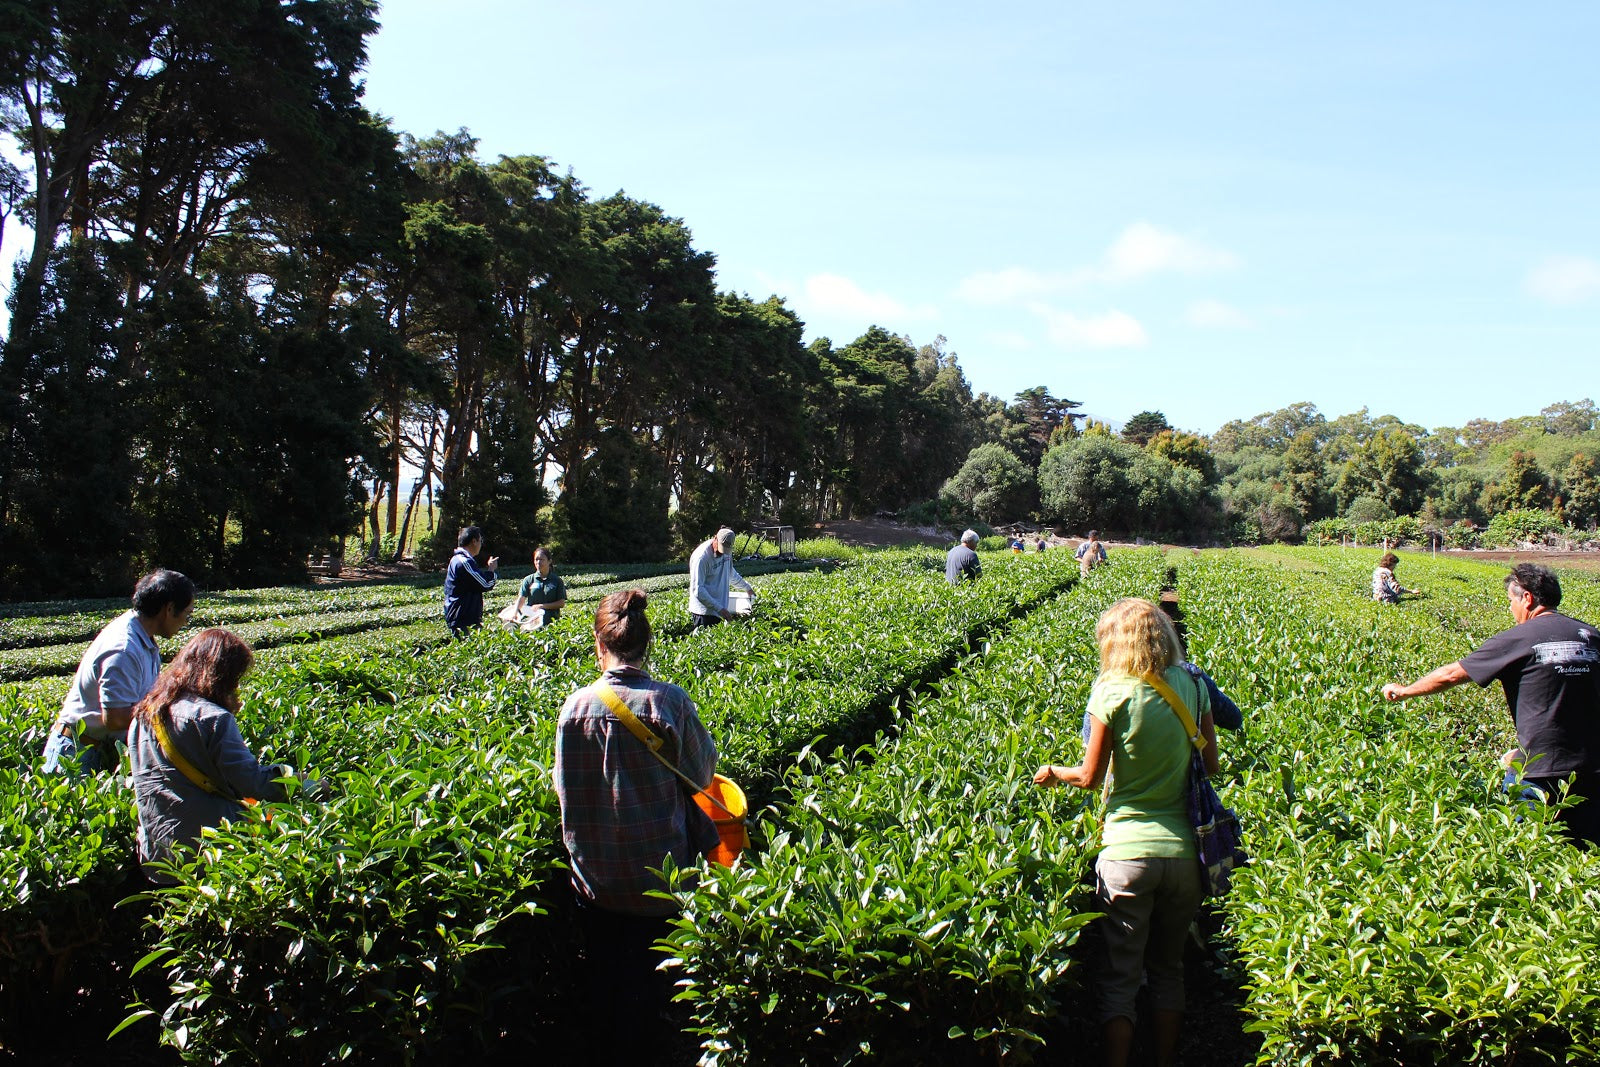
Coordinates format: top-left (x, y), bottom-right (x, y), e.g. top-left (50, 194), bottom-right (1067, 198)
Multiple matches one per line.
top-left (595, 588), bottom-right (651, 663)
top-left (136, 628), bottom-right (254, 722)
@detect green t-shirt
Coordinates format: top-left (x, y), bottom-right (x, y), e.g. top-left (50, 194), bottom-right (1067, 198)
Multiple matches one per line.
top-left (518, 572), bottom-right (567, 621)
top-left (1088, 667), bottom-right (1209, 861)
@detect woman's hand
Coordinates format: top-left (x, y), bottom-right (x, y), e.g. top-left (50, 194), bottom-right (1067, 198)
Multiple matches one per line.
top-left (1033, 764), bottom-right (1072, 788)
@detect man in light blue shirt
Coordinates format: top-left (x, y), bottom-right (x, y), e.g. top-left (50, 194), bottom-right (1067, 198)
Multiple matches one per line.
top-left (687, 527), bottom-right (753, 631)
top-left (43, 569), bottom-right (196, 773)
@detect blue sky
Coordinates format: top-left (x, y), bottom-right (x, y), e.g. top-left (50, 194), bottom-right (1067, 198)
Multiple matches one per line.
top-left (10, 3), bottom-right (1597, 437)
top-left (361, 1), bottom-right (1600, 437)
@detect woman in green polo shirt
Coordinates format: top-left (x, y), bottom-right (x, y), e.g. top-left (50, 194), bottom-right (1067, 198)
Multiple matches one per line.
top-left (1033, 597), bottom-right (1217, 1067)
top-left (505, 546), bottom-right (568, 631)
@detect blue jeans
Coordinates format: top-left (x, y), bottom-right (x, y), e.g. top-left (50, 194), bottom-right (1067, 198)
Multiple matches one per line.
top-left (1504, 770), bottom-right (1599, 847)
top-left (41, 727), bottom-right (115, 774)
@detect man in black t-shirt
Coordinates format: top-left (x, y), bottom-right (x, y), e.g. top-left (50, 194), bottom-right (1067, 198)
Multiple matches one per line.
top-left (1382, 563), bottom-right (1600, 846)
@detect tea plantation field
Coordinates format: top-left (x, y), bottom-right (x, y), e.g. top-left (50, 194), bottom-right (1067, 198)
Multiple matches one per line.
top-left (1, 547), bottom-right (1596, 1065)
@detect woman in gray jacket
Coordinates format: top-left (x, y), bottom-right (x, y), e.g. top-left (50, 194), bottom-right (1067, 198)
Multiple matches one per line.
top-left (128, 628), bottom-right (318, 883)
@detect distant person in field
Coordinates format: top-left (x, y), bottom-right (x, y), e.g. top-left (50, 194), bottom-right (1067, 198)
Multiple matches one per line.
top-left (555, 588), bottom-right (719, 1058)
top-left (127, 628), bottom-right (327, 883)
top-left (687, 526), bottom-right (754, 630)
top-left (1371, 552), bottom-right (1421, 603)
top-left (1159, 592), bottom-right (1243, 732)
top-left (1011, 536), bottom-right (1025, 555)
top-left (1076, 530), bottom-right (1108, 576)
top-left (1036, 537), bottom-right (1048, 553)
top-left (42, 569), bottom-right (196, 774)
top-left (1382, 564), bottom-right (1600, 847)
top-left (1035, 597), bottom-right (1217, 1067)
top-left (945, 529), bottom-right (982, 586)
top-left (500, 546), bottom-right (567, 631)
top-left (443, 525), bottom-right (499, 638)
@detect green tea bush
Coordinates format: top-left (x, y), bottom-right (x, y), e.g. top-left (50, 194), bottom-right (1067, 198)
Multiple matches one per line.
top-left (672, 553), bottom-right (1171, 1064)
top-left (1182, 550), bottom-right (1600, 1065)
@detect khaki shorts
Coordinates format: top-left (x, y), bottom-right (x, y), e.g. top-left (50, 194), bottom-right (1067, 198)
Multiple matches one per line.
top-left (1095, 854), bottom-right (1203, 1023)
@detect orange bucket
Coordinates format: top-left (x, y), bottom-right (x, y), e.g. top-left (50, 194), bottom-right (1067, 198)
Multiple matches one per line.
top-left (694, 774), bottom-right (749, 867)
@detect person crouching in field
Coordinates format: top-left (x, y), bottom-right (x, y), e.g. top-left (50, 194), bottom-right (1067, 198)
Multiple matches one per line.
top-left (1372, 552), bottom-right (1421, 603)
top-left (1036, 598), bottom-right (1218, 1067)
top-left (688, 526), bottom-right (754, 629)
top-left (555, 589), bottom-right (720, 1056)
top-left (43, 569), bottom-right (196, 774)
top-left (1076, 531), bottom-right (1108, 576)
top-left (499, 546), bottom-right (567, 631)
top-left (128, 629), bottom-right (327, 884)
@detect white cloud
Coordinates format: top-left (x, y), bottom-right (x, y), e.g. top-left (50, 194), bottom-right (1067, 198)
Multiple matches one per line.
top-left (803, 273), bottom-right (936, 321)
top-left (1031, 304), bottom-right (1148, 349)
top-left (1102, 222), bottom-right (1237, 281)
top-left (1186, 298), bottom-right (1253, 329)
top-left (1525, 255), bottom-right (1600, 306)
top-left (955, 267), bottom-right (1076, 305)
top-left (955, 222), bottom-right (1237, 306)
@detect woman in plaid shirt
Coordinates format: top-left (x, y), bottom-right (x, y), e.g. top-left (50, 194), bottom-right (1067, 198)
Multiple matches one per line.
top-left (554, 588), bottom-right (719, 1050)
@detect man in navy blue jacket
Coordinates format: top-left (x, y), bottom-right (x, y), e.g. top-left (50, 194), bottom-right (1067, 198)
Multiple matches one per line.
top-left (444, 526), bottom-right (499, 637)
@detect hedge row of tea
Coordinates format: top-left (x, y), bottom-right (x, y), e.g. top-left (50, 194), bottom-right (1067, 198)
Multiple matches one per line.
top-left (0, 550), bottom-right (1085, 1062)
top-left (1182, 549), bottom-right (1600, 1066)
top-left (4, 547), bottom-right (1598, 1064)
top-left (673, 552), bottom-right (1169, 1064)
top-left (668, 546), bottom-right (1599, 1065)
top-left (0, 559), bottom-right (814, 682)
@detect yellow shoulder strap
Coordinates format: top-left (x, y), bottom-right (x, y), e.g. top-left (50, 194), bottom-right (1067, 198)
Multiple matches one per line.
top-left (1142, 671), bottom-right (1207, 752)
top-left (149, 708), bottom-right (224, 796)
top-left (593, 680), bottom-right (732, 817)
top-left (594, 680), bottom-right (664, 753)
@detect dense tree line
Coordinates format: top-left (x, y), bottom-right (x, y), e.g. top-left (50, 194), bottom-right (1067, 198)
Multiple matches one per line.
top-left (938, 398), bottom-right (1600, 547)
top-left (1210, 399), bottom-right (1600, 541)
top-left (6, 5), bottom-right (1590, 598)
top-left (1, 1), bottom-right (1063, 596)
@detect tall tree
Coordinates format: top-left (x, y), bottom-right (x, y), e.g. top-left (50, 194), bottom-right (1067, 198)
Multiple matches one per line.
top-left (1121, 410), bottom-right (1172, 447)
top-left (1560, 453), bottom-right (1599, 529)
top-left (1010, 386), bottom-right (1083, 467)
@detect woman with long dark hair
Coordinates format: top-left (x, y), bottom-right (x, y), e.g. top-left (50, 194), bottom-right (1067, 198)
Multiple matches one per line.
top-left (128, 628), bottom-right (317, 883)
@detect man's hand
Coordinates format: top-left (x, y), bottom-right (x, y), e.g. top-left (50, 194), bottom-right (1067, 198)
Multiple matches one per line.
top-left (486, 555), bottom-right (500, 570)
top-left (1382, 662), bottom-right (1467, 703)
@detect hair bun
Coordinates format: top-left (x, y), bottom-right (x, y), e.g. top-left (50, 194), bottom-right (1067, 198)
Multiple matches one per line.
top-left (623, 589), bottom-right (648, 612)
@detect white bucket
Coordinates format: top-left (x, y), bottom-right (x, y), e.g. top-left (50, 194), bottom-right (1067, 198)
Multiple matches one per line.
top-left (728, 589), bottom-right (754, 616)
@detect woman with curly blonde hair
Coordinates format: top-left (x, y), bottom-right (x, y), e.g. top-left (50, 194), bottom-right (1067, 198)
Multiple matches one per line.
top-left (1034, 598), bottom-right (1219, 1067)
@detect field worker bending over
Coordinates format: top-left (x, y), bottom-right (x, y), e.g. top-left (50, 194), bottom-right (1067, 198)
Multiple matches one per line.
top-left (946, 529), bottom-right (982, 586)
top-left (1035, 598), bottom-right (1217, 1067)
top-left (128, 629), bottom-right (327, 883)
top-left (1382, 564), bottom-right (1600, 847)
top-left (501, 546), bottom-right (567, 631)
top-left (688, 526), bottom-right (753, 631)
top-left (443, 525), bottom-right (499, 638)
top-left (43, 569), bottom-right (196, 774)
top-left (1076, 530), bottom-right (1108, 576)
top-left (1372, 552), bottom-right (1421, 603)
